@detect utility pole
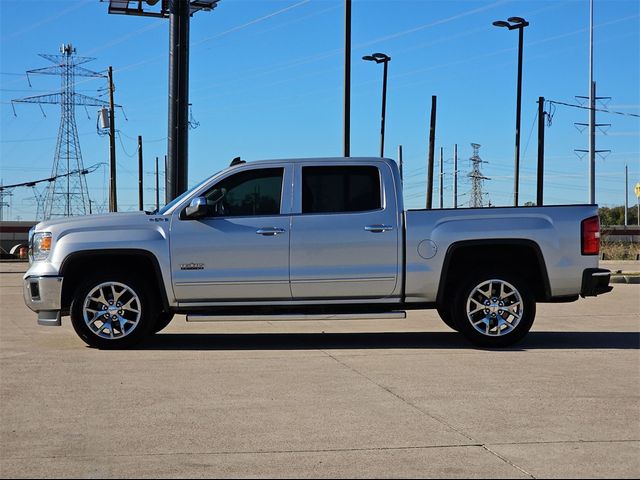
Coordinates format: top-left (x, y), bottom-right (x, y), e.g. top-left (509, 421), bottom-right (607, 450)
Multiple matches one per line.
top-left (439, 147), bottom-right (443, 209)
top-left (588, 0), bottom-right (595, 204)
top-left (637, 182), bottom-right (640, 226)
top-left (588, 81), bottom-right (596, 204)
top-left (575, 83), bottom-right (611, 200)
top-left (343, 0), bottom-right (352, 157)
top-left (624, 164), bottom-right (628, 226)
top-left (537, 96), bottom-right (545, 206)
top-left (426, 96), bottom-right (436, 209)
top-left (138, 135), bottom-right (143, 211)
top-left (398, 145), bottom-right (403, 183)
top-left (155, 156), bottom-right (160, 211)
top-left (108, 66), bottom-right (117, 212)
top-left (453, 144), bottom-right (458, 209)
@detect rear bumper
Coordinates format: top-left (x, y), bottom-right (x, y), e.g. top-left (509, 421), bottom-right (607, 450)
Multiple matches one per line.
top-left (580, 268), bottom-right (613, 297)
top-left (23, 276), bottom-right (63, 326)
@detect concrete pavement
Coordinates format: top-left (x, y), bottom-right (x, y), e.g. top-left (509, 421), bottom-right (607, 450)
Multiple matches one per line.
top-left (1, 262), bottom-right (638, 478)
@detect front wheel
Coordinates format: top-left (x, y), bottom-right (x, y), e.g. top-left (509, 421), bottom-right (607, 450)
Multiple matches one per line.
top-left (452, 272), bottom-right (535, 347)
top-left (153, 312), bottom-right (175, 334)
top-left (437, 305), bottom-right (459, 332)
top-left (70, 273), bottom-right (156, 349)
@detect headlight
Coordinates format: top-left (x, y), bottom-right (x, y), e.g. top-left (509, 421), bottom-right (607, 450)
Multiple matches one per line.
top-left (31, 232), bottom-right (53, 262)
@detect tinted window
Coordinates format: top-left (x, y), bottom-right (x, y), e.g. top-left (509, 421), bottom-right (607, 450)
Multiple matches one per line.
top-left (302, 166), bottom-right (381, 214)
top-left (205, 168), bottom-right (283, 217)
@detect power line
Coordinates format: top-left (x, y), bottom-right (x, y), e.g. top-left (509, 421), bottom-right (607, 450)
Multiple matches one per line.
top-left (0, 163), bottom-right (104, 191)
top-left (548, 99), bottom-right (640, 118)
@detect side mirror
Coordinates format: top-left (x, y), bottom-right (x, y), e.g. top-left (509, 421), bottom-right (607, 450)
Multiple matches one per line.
top-left (184, 196), bottom-right (208, 219)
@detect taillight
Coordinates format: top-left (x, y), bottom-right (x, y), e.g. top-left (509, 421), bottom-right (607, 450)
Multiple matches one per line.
top-left (581, 216), bottom-right (600, 255)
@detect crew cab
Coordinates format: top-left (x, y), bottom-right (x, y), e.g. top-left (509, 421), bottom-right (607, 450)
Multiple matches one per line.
top-left (23, 157), bottom-right (612, 348)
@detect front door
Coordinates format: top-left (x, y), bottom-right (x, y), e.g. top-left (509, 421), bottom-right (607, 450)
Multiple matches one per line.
top-left (170, 166), bottom-right (292, 302)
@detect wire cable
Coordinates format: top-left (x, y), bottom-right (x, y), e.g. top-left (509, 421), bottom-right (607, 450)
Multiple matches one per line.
top-left (547, 100), bottom-right (640, 118)
top-left (0, 163), bottom-right (104, 191)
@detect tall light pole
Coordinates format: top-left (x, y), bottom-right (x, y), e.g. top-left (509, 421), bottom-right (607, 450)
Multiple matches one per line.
top-left (106, 0), bottom-right (221, 203)
top-left (363, 52), bottom-right (391, 158)
top-left (344, 0), bottom-right (352, 158)
top-left (493, 16), bottom-right (529, 207)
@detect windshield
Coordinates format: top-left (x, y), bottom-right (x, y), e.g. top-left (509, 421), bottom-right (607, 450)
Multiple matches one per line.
top-left (156, 174), bottom-right (219, 215)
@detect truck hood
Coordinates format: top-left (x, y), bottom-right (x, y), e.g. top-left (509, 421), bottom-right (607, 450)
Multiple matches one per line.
top-left (34, 212), bottom-right (154, 235)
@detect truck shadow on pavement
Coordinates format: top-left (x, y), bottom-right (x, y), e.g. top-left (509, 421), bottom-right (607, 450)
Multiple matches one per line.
top-left (138, 331), bottom-right (640, 351)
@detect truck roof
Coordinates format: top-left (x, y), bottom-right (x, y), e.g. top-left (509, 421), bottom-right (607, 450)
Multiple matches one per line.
top-left (229, 157), bottom-right (397, 168)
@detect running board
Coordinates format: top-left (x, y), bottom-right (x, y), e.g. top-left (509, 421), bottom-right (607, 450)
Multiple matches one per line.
top-left (186, 311), bottom-right (407, 322)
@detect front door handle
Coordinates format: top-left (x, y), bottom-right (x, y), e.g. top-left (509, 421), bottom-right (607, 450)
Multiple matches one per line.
top-left (256, 227), bottom-right (286, 236)
top-left (364, 224), bottom-right (394, 233)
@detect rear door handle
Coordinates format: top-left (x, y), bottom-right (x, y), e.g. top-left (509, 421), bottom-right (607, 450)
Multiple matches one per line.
top-left (256, 227), bottom-right (286, 236)
top-left (364, 224), bottom-right (394, 233)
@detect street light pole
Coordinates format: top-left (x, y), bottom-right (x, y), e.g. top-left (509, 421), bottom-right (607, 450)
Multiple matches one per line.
top-left (344, 0), bottom-right (352, 158)
top-left (363, 52), bottom-right (391, 158)
top-left (514, 24), bottom-right (524, 207)
top-left (105, 0), bottom-right (221, 203)
top-left (380, 58), bottom-right (388, 157)
top-left (493, 16), bottom-right (529, 207)
top-left (167, 0), bottom-right (190, 203)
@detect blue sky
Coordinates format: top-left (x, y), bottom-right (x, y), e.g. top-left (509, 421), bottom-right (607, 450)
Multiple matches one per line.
top-left (1, 0), bottom-right (639, 220)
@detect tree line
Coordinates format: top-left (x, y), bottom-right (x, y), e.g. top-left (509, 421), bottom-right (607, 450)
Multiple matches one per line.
top-left (599, 206), bottom-right (639, 227)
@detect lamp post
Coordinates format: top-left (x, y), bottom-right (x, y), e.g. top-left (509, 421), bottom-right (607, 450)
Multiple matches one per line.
top-left (344, 0), bottom-right (351, 158)
top-left (106, 0), bottom-right (221, 202)
top-left (363, 52), bottom-right (391, 158)
top-left (493, 16), bottom-right (529, 207)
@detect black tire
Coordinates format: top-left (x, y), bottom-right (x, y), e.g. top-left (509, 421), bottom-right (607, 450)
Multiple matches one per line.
top-left (451, 271), bottom-right (535, 347)
top-left (437, 305), bottom-right (459, 332)
top-left (70, 272), bottom-right (157, 349)
top-left (153, 312), bottom-right (175, 334)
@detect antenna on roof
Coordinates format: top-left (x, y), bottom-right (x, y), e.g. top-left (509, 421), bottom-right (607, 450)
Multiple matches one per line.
top-left (230, 156), bottom-right (245, 167)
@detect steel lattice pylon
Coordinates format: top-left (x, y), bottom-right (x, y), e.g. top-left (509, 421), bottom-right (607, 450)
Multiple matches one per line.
top-left (468, 143), bottom-right (490, 208)
top-left (13, 44), bottom-right (109, 220)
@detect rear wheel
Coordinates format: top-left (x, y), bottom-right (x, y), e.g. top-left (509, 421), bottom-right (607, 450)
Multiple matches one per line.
top-left (452, 272), bottom-right (535, 347)
top-left (70, 273), bottom-right (156, 349)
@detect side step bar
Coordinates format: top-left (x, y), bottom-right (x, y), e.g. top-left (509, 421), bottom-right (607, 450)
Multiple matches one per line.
top-left (186, 311), bottom-right (407, 322)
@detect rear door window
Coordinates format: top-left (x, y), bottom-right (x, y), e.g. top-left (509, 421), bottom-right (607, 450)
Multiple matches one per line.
top-left (301, 166), bottom-right (381, 214)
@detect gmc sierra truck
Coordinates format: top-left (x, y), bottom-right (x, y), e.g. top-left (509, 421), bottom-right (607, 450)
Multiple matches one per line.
top-left (23, 157), bottom-right (612, 349)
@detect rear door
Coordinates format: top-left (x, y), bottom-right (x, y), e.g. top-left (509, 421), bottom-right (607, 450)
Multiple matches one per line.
top-left (289, 162), bottom-right (399, 299)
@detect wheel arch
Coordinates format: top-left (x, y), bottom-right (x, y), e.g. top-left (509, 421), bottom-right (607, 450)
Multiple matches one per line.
top-left (60, 249), bottom-right (170, 313)
top-left (436, 239), bottom-right (551, 307)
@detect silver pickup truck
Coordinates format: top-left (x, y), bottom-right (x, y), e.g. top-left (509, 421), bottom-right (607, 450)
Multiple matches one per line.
top-left (23, 157), bottom-right (612, 349)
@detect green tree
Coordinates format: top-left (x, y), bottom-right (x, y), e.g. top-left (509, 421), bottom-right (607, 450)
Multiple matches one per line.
top-left (599, 205), bottom-right (639, 226)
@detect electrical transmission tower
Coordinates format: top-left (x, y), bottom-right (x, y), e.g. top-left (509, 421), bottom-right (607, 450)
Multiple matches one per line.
top-left (468, 143), bottom-right (490, 208)
top-left (574, 83), bottom-right (611, 204)
top-left (0, 181), bottom-right (12, 221)
top-left (12, 44), bottom-right (109, 220)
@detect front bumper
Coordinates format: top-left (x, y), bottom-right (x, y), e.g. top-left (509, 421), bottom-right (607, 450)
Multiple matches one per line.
top-left (23, 276), bottom-right (63, 326)
top-left (580, 268), bottom-right (613, 297)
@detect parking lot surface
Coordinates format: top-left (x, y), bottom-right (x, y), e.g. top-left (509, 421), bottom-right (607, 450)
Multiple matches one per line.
top-left (1, 261), bottom-right (639, 478)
